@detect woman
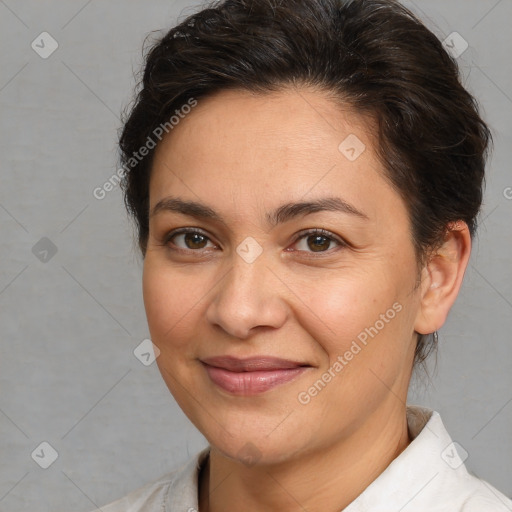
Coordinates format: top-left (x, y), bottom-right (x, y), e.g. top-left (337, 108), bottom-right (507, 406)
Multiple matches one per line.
top-left (98, 0), bottom-right (512, 510)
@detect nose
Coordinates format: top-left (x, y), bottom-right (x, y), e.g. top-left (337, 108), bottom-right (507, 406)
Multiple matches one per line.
top-left (205, 254), bottom-right (289, 339)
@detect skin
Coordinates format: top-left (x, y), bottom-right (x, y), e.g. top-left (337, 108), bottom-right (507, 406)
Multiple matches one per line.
top-left (142, 87), bottom-right (471, 512)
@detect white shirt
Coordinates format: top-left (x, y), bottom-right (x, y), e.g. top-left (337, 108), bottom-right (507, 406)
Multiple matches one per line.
top-left (95, 405), bottom-right (512, 511)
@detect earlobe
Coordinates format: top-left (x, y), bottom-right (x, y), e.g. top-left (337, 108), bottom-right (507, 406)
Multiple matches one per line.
top-left (414, 222), bottom-right (472, 335)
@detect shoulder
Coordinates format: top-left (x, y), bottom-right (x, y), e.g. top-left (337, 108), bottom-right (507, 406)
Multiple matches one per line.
top-left (94, 471), bottom-right (177, 512)
top-left (456, 474), bottom-right (512, 512)
top-left (90, 447), bottom-right (210, 512)
top-left (355, 406), bottom-right (512, 512)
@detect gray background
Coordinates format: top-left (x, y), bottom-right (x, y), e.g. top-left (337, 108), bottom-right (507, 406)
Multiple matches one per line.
top-left (0, 1), bottom-right (511, 510)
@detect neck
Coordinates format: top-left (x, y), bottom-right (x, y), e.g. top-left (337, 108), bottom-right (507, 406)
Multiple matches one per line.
top-left (198, 404), bottom-right (411, 512)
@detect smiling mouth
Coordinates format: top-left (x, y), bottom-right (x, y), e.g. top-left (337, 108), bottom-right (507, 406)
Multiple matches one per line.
top-left (200, 356), bottom-right (312, 395)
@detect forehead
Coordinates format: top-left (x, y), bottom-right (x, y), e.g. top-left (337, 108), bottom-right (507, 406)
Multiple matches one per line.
top-left (148, 87), bottom-right (401, 227)
top-left (154, 87), bottom-right (372, 155)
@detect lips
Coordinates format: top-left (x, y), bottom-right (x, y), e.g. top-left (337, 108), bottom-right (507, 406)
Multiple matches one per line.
top-left (201, 355), bottom-right (307, 371)
top-left (200, 356), bottom-right (311, 395)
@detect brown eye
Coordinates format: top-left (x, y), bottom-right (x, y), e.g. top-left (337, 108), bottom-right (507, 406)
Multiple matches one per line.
top-left (165, 229), bottom-right (215, 251)
top-left (181, 232), bottom-right (209, 249)
top-left (292, 229), bottom-right (344, 254)
top-left (306, 234), bottom-right (332, 252)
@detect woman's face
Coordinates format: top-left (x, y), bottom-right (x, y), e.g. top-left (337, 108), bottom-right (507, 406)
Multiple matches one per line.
top-left (143, 87), bottom-right (423, 465)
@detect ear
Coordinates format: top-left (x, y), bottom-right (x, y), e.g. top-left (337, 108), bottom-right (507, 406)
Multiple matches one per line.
top-left (414, 221), bottom-right (472, 335)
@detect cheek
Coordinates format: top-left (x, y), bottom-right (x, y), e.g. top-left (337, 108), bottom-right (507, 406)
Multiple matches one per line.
top-left (142, 261), bottom-right (202, 349)
top-left (296, 268), bottom-right (414, 379)
top-left (293, 270), bottom-right (395, 339)
top-left (142, 262), bottom-right (205, 402)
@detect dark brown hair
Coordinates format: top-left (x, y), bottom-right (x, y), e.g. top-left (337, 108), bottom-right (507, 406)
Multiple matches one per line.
top-left (118, 0), bottom-right (492, 367)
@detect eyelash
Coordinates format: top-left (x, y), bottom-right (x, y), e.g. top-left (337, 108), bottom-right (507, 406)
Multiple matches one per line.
top-left (161, 227), bottom-right (346, 257)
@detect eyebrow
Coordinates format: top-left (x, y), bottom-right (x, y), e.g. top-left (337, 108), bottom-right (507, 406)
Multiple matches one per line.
top-left (149, 195), bottom-right (369, 227)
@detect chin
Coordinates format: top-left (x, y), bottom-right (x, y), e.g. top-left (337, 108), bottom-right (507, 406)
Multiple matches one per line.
top-left (203, 420), bottom-right (313, 468)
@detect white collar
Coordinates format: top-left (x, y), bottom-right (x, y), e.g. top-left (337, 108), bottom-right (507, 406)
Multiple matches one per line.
top-left (164, 405), bottom-right (512, 511)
